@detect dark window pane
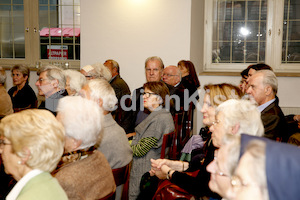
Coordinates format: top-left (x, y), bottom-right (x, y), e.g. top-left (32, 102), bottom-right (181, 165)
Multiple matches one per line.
top-left (13, 0), bottom-right (23, 4)
top-left (232, 1), bottom-right (246, 20)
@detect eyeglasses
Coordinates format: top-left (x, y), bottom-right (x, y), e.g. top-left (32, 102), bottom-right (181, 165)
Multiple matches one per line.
top-left (212, 120), bottom-right (220, 126)
top-left (0, 139), bottom-right (11, 148)
top-left (162, 73), bottom-right (178, 77)
top-left (143, 92), bottom-right (157, 98)
top-left (36, 78), bottom-right (50, 84)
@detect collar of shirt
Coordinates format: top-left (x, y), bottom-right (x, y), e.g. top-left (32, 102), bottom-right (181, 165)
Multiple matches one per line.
top-left (109, 75), bottom-right (117, 83)
top-left (6, 169), bottom-right (43, 200)
top-left (258, 98), bottom-right (276, 112)
top-left (174, 82), bottom-right (180, 87)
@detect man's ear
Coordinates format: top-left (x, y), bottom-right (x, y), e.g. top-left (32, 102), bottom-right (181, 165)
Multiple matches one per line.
top-left (51, 79), bottom-right (59, 89)
top-left (231, 123), bottom-right (240, 135)
top-left (112, 67), bottom-right (118, 75)
top-left (265, 85), bottom-right (272, 96)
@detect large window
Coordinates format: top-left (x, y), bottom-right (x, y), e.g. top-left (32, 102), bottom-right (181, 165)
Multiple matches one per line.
top-left (0, 0), bottom-right (80, 69)
top-left (203, 0), bottom-right (300, 73)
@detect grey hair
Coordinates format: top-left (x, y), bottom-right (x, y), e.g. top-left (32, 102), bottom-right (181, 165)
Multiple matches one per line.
top-left (106, 59), bottom-right (120, 74)
top-left (258, 70), bottom-right (278, 95)
top-left (216, 99), bottom-right (264, 137)
top-left (145, 56), bottom-right (164, 70)
top-left (37, 65), bottom-right (66, 90)
top-left (0, 67), bottom-right (6, 85)
top-left (91, 62), bottom-right (112, 81)
top-left (174, 65), bottom-right (182, 81)
top-left (57, 96), bottom-right (103, 149)
top-left (87, 79), bottom-right (118, 111)
top-left (63, 69), bottom-right (86, 95)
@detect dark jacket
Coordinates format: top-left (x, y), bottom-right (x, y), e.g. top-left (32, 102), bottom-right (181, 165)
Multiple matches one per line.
top-left (110, 74), bottom-right (131, 101)
top-left (261, 97), bottom-right (289, 142)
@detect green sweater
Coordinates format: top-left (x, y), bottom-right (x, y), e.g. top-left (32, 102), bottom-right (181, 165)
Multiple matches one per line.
top-left (17, 172), bottom-right (68, 200)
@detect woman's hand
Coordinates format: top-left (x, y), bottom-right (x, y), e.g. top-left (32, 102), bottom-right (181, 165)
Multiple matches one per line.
top-left (151, 158), bottom-right (170, 169)
top-left (150, 165), bottom-right (172, 180)
top-left (151, 158), bottom-right (188, 172)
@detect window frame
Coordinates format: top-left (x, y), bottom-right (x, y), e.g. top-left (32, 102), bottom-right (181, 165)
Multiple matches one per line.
top-left (203, 0), bottom-right (300, 75)
top-left (0, 0), bottom-right (80, 70)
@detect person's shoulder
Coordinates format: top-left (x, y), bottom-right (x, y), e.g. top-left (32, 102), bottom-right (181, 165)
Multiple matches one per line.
top-left (19, 172), bottom-right (68, 200)
top-left (8, 86), bottom-right (16, 94)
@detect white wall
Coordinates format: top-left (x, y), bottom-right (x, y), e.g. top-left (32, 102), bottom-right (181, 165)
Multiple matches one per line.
top-left (80, 0), bottom-right (191, 91)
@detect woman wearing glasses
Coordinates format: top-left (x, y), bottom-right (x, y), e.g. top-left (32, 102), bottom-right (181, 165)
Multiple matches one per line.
top-left (129, 81), bottom-right (175, 200)
top-left (8, 65), bottom-right (37, 112)
top-left (150, 84), bottom-right (244, 199)
top-left (0, 109), bottom-right (67, 200)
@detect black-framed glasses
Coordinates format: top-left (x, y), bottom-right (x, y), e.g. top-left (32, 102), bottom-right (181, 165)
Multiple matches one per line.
top-left (0, 139), bottom-right (11, 148)
top-left (142, 92), bottom-right (157, 98)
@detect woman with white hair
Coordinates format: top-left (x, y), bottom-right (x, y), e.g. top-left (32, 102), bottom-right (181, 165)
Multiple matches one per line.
top-left (80, 62), bottom-right (112, 81)
top-left (63, 69), bottom-right (86, 96)
top-left (53, 96), bottom-right (116, 199)
top-left (0, 109), bottom-right (67, 200)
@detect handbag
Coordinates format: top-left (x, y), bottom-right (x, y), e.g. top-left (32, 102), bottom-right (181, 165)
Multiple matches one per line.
top-left (152, 179), bottom-right (196, 200)
top-left (152, 170), bottom-right (199, 200)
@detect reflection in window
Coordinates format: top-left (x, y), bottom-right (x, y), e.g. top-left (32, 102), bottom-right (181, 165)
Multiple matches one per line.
top-left (282, 0), bottom-right (300, 63)
top-left (0, 0), bottom-right (25, 59)
top-left (212, 0), bottom-right (267, 63)
top-left (39, 0), bottom-right (80, 60)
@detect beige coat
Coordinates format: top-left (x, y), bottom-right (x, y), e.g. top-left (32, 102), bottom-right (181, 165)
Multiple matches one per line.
top-left (0, 86), bottom-right (13, 117)
top-left (53, 150), bottom-right (116, 200)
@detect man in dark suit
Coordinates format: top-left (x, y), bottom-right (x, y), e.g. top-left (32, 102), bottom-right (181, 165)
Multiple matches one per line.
top-left (162, 65), bottom-right (186, 112)
top-left (247, 70), bottom-right (289, 142)
top-left (104, 59), bottom-right (131, 101)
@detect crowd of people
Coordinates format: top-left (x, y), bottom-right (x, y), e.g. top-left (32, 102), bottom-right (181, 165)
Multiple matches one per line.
top-left (0, 58), bottom-right (299, 200)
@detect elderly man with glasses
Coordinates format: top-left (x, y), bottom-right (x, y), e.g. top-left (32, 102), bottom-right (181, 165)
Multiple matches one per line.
top-left (35, 65), bottom-right (68, 115)
top-left (162, 65), bottom-right (185, 111)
